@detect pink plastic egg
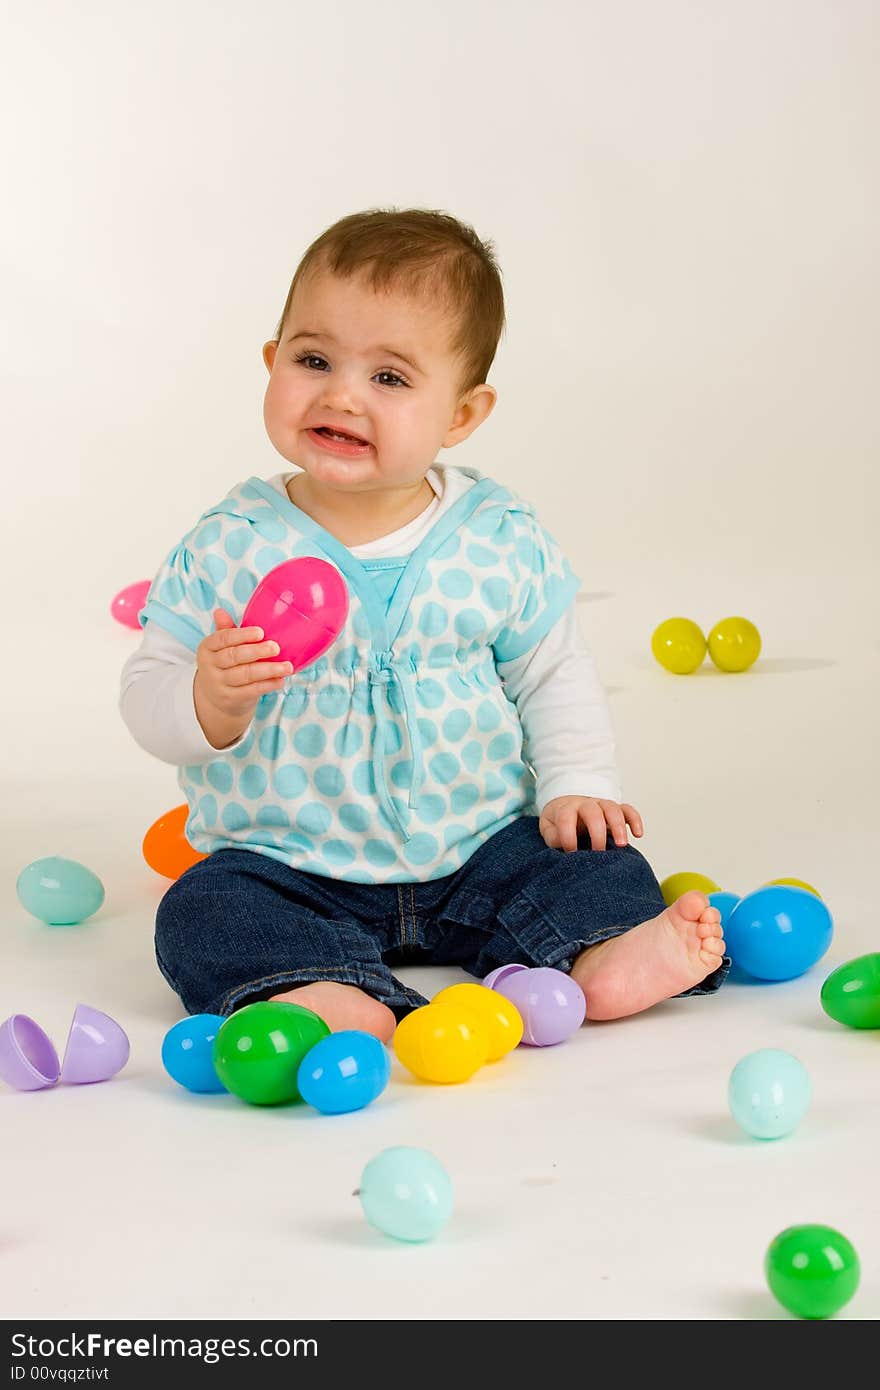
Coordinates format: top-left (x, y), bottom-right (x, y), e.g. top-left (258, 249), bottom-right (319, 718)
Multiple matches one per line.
top-left (242, 558), bottom-right (348, 670)
top-left (110, 580), bottom-right (151, 629)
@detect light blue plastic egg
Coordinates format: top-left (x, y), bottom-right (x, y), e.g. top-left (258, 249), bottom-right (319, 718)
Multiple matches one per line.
top-left (16, 856), bottom-right (105, 925)
top-left (358, 1146), bottom-right (453, 1242)
top-left (728, 1048), bottom-right (811, 1139)
top-left (161, 1015), bottom-right (228, 1093)
top-left (297, 1030), bottom-right (390, 1115)
top-left (707, 891), bottom-right (741, 929)
top-left (725, 886), bottom-right (833, 980)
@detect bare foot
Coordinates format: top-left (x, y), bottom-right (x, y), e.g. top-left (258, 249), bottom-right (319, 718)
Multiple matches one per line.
top-left (269, 981), bottom-right (396, 1043)
top-left (570, 891), bottom-right (726, 1021)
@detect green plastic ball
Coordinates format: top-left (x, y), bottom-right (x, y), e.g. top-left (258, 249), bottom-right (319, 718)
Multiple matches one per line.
top-left (651, 618), bottom-right (707, 674)
top-left (707, 616), bottom-right (761, 672)
top-left (16, 856), bottom-right (105, 925)
top-left (212, 1001), bottom-right (330, 1105)
top-left (765, 1224), bottom-right (860, 1319)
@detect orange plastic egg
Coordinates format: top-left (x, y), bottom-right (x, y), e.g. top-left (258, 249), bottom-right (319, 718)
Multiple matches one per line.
top-left (142, 804), bottom-right (207, 879)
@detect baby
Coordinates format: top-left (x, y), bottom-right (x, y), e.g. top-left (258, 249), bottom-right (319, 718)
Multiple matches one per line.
top-left (120, 206), bottom-right (728, 1042)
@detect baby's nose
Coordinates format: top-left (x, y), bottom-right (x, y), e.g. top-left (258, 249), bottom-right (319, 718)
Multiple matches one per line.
top-left (319, 374), bottom-right (364, 414)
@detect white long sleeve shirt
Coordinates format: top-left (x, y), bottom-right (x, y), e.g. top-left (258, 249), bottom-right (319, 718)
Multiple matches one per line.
top-left (120, 468), bottom-right (621, 812)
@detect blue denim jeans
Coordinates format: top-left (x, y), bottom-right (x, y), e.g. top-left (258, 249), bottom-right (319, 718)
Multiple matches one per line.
top-left (155, 815), bottom-right (730, 1017)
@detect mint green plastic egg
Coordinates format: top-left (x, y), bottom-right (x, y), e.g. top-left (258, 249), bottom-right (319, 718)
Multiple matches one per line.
top-left (16, 856), bottom-right (105, 925)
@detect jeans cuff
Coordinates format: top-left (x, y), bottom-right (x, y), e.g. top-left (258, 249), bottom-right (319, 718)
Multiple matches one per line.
top-left (477, 890), bottom-right (634, 978)
top-left (673, 955), bottom-right (732, 997)
top-left (219, 966), bottom-right (426, 1016)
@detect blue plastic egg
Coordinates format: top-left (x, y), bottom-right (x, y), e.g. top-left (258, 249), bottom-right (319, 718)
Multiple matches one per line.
top-left (707, 891), bottom-right (741, 929)
top-left (728, 1048), bottom-right (811, 1139)
top-left (358, 1146), bottom-right (453, 1242)
top-left (725, 886), bottom-right (833, 980)
top-left (16, 856), bottom-right (105, 925)
top-left (161, 1015), bottom-right (228, 1093)
top-left (297, 1030), bottom-right (390, 1115)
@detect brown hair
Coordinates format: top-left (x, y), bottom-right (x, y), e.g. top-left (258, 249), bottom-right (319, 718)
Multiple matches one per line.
top-left (272, 207), bottom-right (506, 398)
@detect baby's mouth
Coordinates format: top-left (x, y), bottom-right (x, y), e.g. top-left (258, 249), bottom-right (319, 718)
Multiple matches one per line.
top-left (313, 426), bottom-right (369, 445)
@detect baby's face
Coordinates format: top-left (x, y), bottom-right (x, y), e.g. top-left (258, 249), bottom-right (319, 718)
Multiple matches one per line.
top-left (262, 271), bottom-right (488, 492)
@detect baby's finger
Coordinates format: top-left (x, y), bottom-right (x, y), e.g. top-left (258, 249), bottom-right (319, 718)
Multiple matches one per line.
top-left (226, 660), bottom-right (293, 688)
top-left (580, 804), bottom-right (608, 852)
top-left (555, 805), bottom-right (582, 852)
top-left (204, 624), bottom-right (266, 653)
top-left (215, 640), bottom-right (282, 670)
top-left (540, 819), bottom-right (560, 851)
top-left (621, 803), bottom-right (644, 837)
top-left (602, 803), bottom-right (628, 847)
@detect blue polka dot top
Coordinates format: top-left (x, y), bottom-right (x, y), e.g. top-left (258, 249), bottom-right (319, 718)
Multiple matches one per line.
top-left (140, 466), bottom-right (580, 882)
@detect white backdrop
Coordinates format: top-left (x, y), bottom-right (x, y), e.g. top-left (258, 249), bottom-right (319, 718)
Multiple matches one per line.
top-left (1, 0), bottom-right (878, 1322)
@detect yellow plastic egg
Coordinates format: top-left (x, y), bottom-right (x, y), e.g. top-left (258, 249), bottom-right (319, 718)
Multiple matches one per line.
top-left (659, 871), bottom-right (721, 906)
top-left (707, 616), bottom-right (761, 672)
top-left (431, 983), bottom-right (524, 1061)
top-left (651, 618), bottom-right (707, 674)
top-left (393, 1004), bottom-right (489, 1084)
top-left (764, 877), bottom-right (821, 898)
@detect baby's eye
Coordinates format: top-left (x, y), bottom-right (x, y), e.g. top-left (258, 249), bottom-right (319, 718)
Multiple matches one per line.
top-left (292, 353), bottom-right (409, 388)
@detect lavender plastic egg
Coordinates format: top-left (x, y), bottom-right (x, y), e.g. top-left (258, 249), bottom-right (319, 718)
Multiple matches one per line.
top-left (488, 966), bottom-right (586, 1046)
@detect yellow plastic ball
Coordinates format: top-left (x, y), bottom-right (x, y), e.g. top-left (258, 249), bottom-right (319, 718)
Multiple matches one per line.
top-left (659, 871), bottom-right (721, 906)
top-left (651, 618), bottom-right (707, 674)
top-left (764, 877), bottom-right (821, 898)
top-left (707, 616), bottom-right (761, 672)
top-left (393, 1004), bottom-right (489, 1084)
top-left (431, 983), bottom-right (524, 1061)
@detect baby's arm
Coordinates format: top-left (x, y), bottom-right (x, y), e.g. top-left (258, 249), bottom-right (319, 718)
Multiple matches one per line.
top-left (497, 607), bottom-right (642, 851)
top-left (496, 604), bottom-right (621, 805)
top-left (119, 618), bottom-right (286, 763)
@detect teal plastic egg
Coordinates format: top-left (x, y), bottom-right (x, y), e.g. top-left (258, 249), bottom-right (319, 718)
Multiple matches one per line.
top-left (728, 1048), bottom-right (811, 1139)
top-left (16, 856), bottom-right (105, 925)
top-left (358, 1147), bottom-right (453, 1242)
top-left (820, 953), bottom-right (880, 1029)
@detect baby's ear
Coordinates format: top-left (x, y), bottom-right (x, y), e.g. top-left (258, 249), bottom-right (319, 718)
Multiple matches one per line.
top-left (444, 383), bottom-right (497, 447)
top-left (262, 340), bottom-right (278, 372)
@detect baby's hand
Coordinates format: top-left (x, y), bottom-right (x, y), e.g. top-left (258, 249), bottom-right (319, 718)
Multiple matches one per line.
top-left (539, 796), bottom-right (644, 853)
top-left (194, 609), bottom-right (293, 736)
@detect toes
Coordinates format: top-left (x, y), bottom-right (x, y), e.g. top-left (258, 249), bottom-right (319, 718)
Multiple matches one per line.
top-left (697, 914), bottom-right (722, 938)
top-left (701, 935), bottom-right (726, 956)
top-left (675, 890), bottom-right (710, 921)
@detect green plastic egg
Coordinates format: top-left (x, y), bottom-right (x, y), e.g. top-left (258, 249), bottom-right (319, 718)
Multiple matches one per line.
top-left (820, 953), bottom-right (880, 1029)
top-left (651, 618), bottom-right (706, 674)
top-left (765, 1224), bottom-right (860, 1319)
top-left (212, 1001), bottom-right (330, 1105)
top-left (16, 856), bottom-right (105, 925)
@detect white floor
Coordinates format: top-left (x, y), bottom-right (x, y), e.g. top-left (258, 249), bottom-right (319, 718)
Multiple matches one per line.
top-left (2, 563), bottom-right (878, 1321)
